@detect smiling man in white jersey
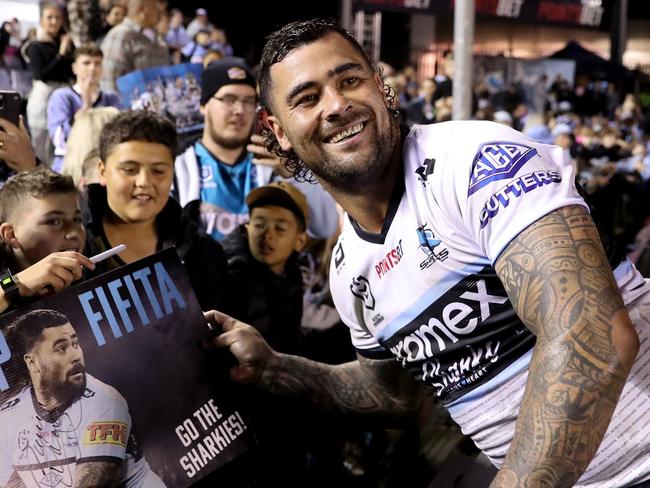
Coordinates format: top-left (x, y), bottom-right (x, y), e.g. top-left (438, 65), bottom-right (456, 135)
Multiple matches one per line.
top-left (205, 19), bottom-right (650, 488)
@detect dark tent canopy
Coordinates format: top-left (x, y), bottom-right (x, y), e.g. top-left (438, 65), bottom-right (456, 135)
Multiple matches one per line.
top-left (548, 41), bottom-right (631, 80)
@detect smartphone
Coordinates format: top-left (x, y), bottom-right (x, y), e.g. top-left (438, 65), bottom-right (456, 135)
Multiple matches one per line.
top-left (254, 106), bottom-right (269, 135)
top-left (0, 91), bottom-right (21, 128)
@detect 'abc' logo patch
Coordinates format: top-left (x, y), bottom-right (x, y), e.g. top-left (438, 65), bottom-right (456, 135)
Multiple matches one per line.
top-left (468, 141), bottom-right (537, 196)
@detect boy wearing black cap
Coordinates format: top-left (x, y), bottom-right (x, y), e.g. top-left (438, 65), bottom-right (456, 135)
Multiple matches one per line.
top-left (174, 59), bottom-right (266, 241)
top-left (220, 181), bottom-right (308, 352)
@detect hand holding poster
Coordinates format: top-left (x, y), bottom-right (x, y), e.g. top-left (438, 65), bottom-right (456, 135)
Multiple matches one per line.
top-left (0, 248), bottom-right (253, 487)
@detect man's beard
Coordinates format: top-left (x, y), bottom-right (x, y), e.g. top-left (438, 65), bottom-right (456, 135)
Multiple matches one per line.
top-left (40, 364), bottom-right (87, 407)
top-left (206, 113), bottom-right (252, 151)
top-left (299, 108), bottom-right (399, 193)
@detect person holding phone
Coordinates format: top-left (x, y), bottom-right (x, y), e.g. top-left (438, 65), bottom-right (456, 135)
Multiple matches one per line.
top-left (173, 60), bottom-right (338, 241)
top-left (0, 91), bottom-right (38, 184)
top-left (24, 1), bottom-right (74, 166)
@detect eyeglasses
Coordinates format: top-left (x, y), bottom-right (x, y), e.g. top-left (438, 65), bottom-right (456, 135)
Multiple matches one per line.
top-left (213, 95), bottom-right (257, 112)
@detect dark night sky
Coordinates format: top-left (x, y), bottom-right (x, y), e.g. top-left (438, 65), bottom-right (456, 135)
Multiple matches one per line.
top-left (167, 2), bottom-right (340, 66)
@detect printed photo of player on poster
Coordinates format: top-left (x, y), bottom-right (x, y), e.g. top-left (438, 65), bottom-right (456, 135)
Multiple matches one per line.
top-left (0, 309), bottom-right (165, 488)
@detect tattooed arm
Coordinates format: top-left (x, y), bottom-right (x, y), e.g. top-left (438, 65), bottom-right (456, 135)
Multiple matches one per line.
top-left (490, 205), bottom-right (639, 487)
top-left (74, 460), bottom-right (122, 487)
top-left (206, 310), bottom-right (424, 423)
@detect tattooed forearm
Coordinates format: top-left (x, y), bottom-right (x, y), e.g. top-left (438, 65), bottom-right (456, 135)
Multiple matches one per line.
top-left (260, 353), bottom-right (424, 423)
top-left (74, 460), bottom-right (122, 487)
top-left (491, 205), bottom-right (639, 488)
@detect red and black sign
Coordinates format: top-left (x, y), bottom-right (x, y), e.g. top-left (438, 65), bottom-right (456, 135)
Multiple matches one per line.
top-left (353, 0), bottom-right (605, 29)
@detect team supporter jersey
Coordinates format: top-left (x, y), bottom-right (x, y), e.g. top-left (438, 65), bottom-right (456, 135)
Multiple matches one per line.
top-left (330, 120), bottom-right (650, 486)
top-left (0, 374), bottom-right (161, 488)
top-left (195, 142), bottom-right (260, 241)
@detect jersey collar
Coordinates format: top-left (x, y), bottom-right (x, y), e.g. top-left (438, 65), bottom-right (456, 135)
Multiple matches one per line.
top-left (348, 174), bottom-right (404, 245)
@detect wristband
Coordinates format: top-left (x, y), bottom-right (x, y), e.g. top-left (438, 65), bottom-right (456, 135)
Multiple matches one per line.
top-left (0, 268), bottom-right (21, 305)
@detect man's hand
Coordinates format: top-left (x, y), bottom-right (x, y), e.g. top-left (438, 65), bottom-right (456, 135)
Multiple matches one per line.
top-left (203, 310), bottom-right (424, 424)
top-left (247, 134), bottom-right (292, 178)
top-left (15, 251), bottom-right (95, 296)
top-left (0, 117), bottom-right (37, 172)
top-left (203, 310), bottom-right (277, 384)
top-left (490, 205), bottom-right (639, 487)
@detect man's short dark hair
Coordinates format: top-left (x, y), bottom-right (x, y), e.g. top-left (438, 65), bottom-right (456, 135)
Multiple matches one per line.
top-left (99, 110), bottom-right (178, 162)
top-left (257, 18), bottom-right (374, 114)
top-left (74, 42), bottom-right (103, 61)
top-left (0, 167), bottom-right (78, 222)
top-left (7, 309), bottom-right (71, 356)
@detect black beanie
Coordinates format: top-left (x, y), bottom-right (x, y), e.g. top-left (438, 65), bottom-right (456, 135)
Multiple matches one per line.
top-left (200, 60), bottom-right (256, 106)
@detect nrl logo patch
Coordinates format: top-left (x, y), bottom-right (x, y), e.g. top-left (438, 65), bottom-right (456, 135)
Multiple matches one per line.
top-left (350, 275), bottom-right (375, 310)
top-left (227, 67), bottom-right (247, 80)
top-left (467, 141), bottom-right (538, 196)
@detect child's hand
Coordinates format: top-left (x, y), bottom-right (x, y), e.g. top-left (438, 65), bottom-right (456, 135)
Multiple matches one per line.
top-left (15, 251), bottom-right (95, 296)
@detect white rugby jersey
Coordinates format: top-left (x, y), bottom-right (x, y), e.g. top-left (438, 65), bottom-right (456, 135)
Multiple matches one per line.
top-left (331, 120), bottom-right (650, 486)
top-left (331, 120), bottom-right (586, 402)
top-left (0, 374), bottom-right (157, 488)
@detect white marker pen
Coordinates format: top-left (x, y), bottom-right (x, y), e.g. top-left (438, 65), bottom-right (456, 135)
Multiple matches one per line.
top-left (90, 244), bottom-right (127, 264)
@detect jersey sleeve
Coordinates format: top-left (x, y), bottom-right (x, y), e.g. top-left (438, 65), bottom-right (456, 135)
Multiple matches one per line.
top-left (452, 122), bottom-right (588, 263)
top-left (77, 380), bottom-right (132, 463)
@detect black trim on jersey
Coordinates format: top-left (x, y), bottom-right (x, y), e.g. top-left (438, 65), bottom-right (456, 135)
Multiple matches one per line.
top-left (77, 456), bottom-right (123, 465)
top-left (348, 125), bottom-right (409, 245)
top-left (349, 176), bottom-right (405, 245)
top-left (16, 457), bottom-right (77, 471)
top-left (355, 346), bottom-right (394, 360)
top-left (31, 386), bottom-right (79, 424)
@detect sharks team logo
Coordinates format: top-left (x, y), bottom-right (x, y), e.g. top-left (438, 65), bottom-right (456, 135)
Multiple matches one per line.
top-left (350, 275), bottom-right (375, 310)
top-left (416, 225), bottom-right (448, 269)
top-left (417, 225), bottom-right (441, 254)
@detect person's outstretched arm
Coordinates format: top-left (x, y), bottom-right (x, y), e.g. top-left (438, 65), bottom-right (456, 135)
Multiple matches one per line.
top-left (74, 460), bottom-right (122, 487)
top-left (490, 205), bottom-right (639, 487)
top-left (206, 310), bottom-right (425, 424)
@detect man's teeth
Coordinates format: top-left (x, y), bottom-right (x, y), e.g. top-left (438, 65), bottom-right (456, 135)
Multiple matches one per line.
top-left (134, 195), bottom-right (152, 200)
top-left (329, 123), bottom-right (363, 143)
